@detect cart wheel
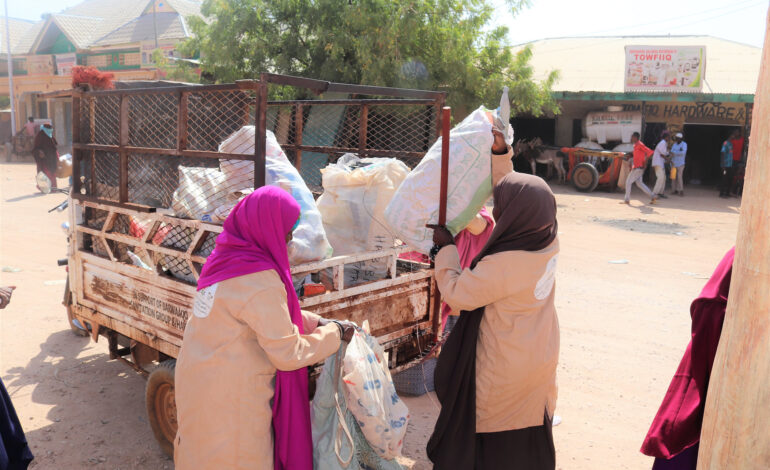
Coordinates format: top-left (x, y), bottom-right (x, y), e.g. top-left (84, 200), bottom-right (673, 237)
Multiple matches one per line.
top-left (572, 162), bottom-right (600, 192)
top-left (146, 360), bottom-right (177, 458)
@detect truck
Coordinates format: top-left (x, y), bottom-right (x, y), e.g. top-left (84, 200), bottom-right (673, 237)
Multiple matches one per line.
top-left (52, 74), bottom-right (448, 456)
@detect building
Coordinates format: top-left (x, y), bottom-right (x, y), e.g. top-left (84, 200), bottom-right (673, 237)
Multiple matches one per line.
top-left (513, 35), bottom-right (761, 185)
top-left (0, 0), bottom-right (203, 150)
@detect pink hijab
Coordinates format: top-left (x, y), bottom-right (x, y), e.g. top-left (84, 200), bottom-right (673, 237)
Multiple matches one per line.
top-left (197, 186), bottom-right (312, 470)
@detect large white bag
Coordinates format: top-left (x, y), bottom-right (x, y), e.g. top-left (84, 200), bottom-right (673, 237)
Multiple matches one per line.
top-left (171, 166), bottom-right (228, 221)
top-left (218, 127), bottom-right (333, 265)
top-left (316, 154), bottom-right (409, 285)
top-left (342, 330), bottom-right (409, 460)
top-left (384, 107), bottom-right (495, 254)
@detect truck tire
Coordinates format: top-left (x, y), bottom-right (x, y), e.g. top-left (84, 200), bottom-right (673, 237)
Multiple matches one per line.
top-left (572, 162), bottom-right (600, 192)
top-left (146, 359), bottom-right (177, 458)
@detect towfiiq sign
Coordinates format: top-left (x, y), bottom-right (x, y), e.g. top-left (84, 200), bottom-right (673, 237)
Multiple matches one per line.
top-left (624, 45), bottom-right (706, 93)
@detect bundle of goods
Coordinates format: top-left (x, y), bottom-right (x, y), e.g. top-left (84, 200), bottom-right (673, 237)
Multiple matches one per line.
top-left (218, 126), bottom-right (332, 265)
top-left (312, 322), bottom-right (408, 469)
top-left (384, 107), bottom-right (499, 254)
top-left (167, 126), bottom-right (332, 284)
top-left (316, 154), bottom-right (409, 287)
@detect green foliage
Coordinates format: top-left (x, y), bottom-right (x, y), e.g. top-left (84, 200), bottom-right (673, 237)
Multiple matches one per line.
top-left (0, 96), bottom-right (10, 110)
top-left (150, 49), bottom-right (203, 84)
top-left (183, 0), bottom-right (559, 116)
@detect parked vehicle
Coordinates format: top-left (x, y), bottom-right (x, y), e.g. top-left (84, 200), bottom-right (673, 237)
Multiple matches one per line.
top-left (47, 74), bottom-right (447, 456)
top-left (561, 147), bottom-right (628, 192)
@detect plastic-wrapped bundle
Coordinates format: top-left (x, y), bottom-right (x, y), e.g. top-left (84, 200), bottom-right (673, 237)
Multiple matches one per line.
top-left (218, 126), bottom-right (333, 265)
top-left (384, 107), bottom-right (495, 254)
top-left (316, 154), bottom-right (409, 286)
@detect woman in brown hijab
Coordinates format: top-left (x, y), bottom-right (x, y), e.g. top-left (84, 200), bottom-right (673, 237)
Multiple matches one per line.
top-left (427, 167), bottom-right (560, 469)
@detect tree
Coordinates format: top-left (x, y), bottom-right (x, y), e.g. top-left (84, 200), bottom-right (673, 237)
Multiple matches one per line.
top-left (150, 49), bottom-right (203, 83)
top-left (182, 0), bottom-right (559, 117)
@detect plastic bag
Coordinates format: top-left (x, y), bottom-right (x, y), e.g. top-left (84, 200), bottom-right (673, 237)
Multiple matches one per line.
top-left (219, 127), bottom-right (332, 265)
top-left (312, 344), bottom-right (404, 470)
top-left (384, 107), bottom-right (495, 254)
top-left (317, 154), bottom-right (409, 285)
top-left (171, 167), bottom-right (228, 221)
top-left (56, 153), bottom-right (73, 179)
top-left (342, 330), bottom-right (409, 460)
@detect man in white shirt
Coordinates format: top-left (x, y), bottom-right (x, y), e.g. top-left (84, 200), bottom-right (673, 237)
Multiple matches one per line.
top-left (670, 133), bottom-right (687, 196)
top-left (651, 130), bottom-right (670, 198)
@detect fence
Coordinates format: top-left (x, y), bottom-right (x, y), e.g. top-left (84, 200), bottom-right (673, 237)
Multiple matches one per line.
top-left (65, 74), bottom-right (446, 284)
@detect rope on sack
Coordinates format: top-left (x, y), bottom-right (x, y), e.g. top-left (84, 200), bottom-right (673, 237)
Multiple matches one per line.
top-left (332, 348), bottom-right (354, 466)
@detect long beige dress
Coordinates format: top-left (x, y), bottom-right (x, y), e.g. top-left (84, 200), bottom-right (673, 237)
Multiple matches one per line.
top-left (174, 270), bottom-right (341, 469)
top-left (435, 239), bottom-right (560, 433)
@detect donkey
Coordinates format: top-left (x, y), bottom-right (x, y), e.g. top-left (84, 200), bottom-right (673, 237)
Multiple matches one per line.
top-left (514, 138), bottom-right (566, 183)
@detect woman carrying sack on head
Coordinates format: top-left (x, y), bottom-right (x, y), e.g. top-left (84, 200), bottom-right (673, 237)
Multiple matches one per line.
top-left (173, 186), bottom-right (355, 470)
top-left (427, 128), bottom-right (560, 469)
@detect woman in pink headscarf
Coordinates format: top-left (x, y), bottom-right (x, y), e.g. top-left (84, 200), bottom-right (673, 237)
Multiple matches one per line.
top-left (174, 186), bottom-right (355, 470)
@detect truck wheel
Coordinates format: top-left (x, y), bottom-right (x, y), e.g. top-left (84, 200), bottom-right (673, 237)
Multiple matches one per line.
top-left (572, 163), bottom-right (600, 192)
top-left (146, 360), bottom-right (177, 458)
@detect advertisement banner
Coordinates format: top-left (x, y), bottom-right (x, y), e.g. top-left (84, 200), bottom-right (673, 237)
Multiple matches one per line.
top-left (624, 46), bottom-right (706, 92)
top-left (55, 53), bottom-right (77, 76)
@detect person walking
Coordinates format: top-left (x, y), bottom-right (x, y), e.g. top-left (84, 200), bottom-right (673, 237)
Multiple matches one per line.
top-left (652, 131), bottom-right (670, 198)
top-left (426, 145), bottom-right (560, 469)
top-left (719, 131), bottom-right (738, 198)
top-left (173, 186), bottom-right (355, 470)
top-left (623, 132), bottom-right (657, 205)
top-left (670, 133), bottom-right (687, 196)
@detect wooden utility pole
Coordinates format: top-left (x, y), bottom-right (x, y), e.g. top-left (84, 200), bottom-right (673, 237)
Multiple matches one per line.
top-left (697, 8), bottom-right (770, 469)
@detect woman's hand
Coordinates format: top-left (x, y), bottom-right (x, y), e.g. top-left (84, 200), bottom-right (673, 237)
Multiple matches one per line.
top-left (340, 324), bottom-right (356, 343)
top-left (426, 224), bottom-right (455, 248)
top-left (492, 130), bottom-right (508, 154)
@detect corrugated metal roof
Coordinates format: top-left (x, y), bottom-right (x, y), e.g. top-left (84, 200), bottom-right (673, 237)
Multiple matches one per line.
top-left (93, 12), bottom-right (186, 46)
top-left (516, 35), bottom-right (761, 96)
top-left (0, 17), bottom-right (40, 55)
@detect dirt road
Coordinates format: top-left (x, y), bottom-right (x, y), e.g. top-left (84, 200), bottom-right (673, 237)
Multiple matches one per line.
top-left (0, 162), bottom-right (739, 469)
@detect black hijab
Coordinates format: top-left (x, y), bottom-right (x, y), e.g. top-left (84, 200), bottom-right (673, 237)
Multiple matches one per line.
top-left (428, 171), bottom-right (558, 469)
top-left (473, 171), bottom-right (558, 266)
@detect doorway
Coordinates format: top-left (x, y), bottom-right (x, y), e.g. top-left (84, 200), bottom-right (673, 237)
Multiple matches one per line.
top-left (682, 124), bottom-right (742, 186)
top-left (511, 117), bottom-right (556, 145)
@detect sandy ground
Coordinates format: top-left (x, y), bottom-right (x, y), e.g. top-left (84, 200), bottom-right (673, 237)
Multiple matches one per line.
top-left (0, 161), bottom-right (740, 469)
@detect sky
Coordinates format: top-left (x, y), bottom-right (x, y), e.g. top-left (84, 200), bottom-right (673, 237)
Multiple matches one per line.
top-left (5, 0), bottom-right (768, 48)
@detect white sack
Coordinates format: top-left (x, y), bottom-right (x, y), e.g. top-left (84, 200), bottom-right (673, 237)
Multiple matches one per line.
top-left (218, 126), bottom-right (332, 265)
top-left (384, 107), bottom-right (495, 254)
top-left (316, 154), bottom-right (409, 286)
top-left (342, 331), bottom-right (409, 460)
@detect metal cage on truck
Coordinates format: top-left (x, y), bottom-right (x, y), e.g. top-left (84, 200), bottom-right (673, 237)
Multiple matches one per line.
top-left (51, 74), bottom-right (448, 455)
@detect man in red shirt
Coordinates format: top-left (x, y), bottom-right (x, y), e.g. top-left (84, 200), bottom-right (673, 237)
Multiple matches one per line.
top-left (623, 132), bottom-right (657, 205)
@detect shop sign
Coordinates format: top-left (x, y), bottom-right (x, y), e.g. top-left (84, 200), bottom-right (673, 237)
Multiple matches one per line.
top-left (55, 53), bottom-right (76, 76)
top-left (625, 46), bottom-right (706, 92)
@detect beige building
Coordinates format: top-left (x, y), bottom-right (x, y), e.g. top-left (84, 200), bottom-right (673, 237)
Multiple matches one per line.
top-left (0, 0), bottom-right (203, 150)
top-left (513, 35), bottom-right (761, 185)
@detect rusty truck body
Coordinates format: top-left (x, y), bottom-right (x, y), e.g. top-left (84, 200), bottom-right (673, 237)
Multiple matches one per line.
top-left (56, 74), bottom-right (447, 455)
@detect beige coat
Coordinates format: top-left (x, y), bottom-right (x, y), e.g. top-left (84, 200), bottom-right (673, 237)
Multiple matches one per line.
top-left (435, 239), bottom-right (560, 433)
top-left (174, 270), bottom-right (341, 470)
